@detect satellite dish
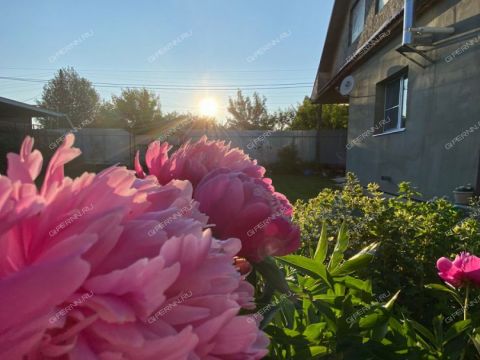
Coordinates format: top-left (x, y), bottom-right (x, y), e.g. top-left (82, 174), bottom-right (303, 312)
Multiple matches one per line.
top-left (339, 75), bottom-right (355, 96)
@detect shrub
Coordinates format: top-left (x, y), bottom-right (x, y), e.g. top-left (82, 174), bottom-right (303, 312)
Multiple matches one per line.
top-left (272, 143), bottom-right (301, 173)
top-left (262, 224), bottom-right (480, 359)
top-left (293, 173), bottom-right (480, 322)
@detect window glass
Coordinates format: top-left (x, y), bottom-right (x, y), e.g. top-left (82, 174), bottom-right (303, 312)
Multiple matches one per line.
top-left (384, 108), bottom-right (399, 131)
top-left (401, 76), bottom-right (408, 127)
top-left (377, 0), bottom-right (390, 12)
top-left (379, 73), bottom-right (408, 134)
top-left (385, 80), bottom-right (400, 109)
top-left (351, 0), bottom-right (365, 42)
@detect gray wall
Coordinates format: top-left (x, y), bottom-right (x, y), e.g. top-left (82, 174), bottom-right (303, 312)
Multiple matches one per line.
top-left (24, 128), bottom-right (345, 168)
top-left (346, 0), bottom-right (480, 198)
top-left (331, 0), bottom-right (405, 78)
top-left (34, 128), bottom-right (132, 165)
top-left (136, 129), bottom-right (347, 166)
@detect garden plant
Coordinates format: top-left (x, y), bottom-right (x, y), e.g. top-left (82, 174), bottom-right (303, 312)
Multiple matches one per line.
top-left (1, 136), bottom-right (480, 359)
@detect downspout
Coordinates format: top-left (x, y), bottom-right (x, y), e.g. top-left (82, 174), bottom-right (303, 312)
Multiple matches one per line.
top-left (402, 0), bottom-right (415, 46)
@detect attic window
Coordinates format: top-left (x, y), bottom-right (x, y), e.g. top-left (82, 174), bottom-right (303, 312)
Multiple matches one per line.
top-left (350, 0), bottom-right (366, 43)
top-left (377, 0), bottom-right (390, 13)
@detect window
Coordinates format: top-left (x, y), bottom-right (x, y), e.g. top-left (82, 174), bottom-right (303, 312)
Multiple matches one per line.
top-left (376, 0), bottom-right (390, 13)
top-left (375, 72), bottom-right (408, 134)
top-left (350, 0), bottom-right (365, 43)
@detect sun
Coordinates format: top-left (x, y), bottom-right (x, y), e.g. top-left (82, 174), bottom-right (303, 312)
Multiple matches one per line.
top-left (199, 98), bottom-right (218, 117)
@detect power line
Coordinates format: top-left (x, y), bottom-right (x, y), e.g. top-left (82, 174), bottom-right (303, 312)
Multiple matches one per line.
top-left (0, 66), bottom-right (317, 74)
top-left (0, 76), bottom-right (313, 91)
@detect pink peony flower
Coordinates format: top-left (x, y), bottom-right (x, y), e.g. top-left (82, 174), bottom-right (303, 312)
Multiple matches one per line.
top-left (437, 252), bottom-right (480, 288)
top-left (195, 169), bottom-right (300, 262)
top-left (135, 136), bottom-right (300, 262)
top-left (135, 135), bottom-right (265, 186)
top-left (0, 135), bottom-right (268, 359)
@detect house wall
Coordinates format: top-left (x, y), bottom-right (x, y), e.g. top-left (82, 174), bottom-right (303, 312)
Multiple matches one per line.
top-left (0, 117), bottom-right (32, 130)
top-left (330, 0), bottom-right (405, 77)
top-left (346, 0), bottom-right (480, 199)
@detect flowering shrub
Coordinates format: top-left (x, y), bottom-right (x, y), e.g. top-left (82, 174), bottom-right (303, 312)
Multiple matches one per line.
top-left (293, 173), bottom-right (480, 322)
top-left (135, 136), bottom-right (300, 262)
top-left (437, 252), bottom-right (480, 288)
top-left (7, 135), bottom-right (480, 358)
top-left (264, 224), bottom-right (480, 359)
top-left (0, 135), bottom-right (277, 359)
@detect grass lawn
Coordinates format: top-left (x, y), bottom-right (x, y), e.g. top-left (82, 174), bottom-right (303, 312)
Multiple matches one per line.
top-left (269, 173), bottom-right (338, 203)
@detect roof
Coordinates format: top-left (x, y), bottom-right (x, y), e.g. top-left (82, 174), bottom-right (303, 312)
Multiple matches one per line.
top-left (0, 96), bottom-right (66, 118)
top-left (311, 0), bottom-right (435, 104)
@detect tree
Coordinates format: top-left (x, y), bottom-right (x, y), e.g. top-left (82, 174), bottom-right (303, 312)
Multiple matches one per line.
top-left (39, 67), bottom-right (100, 128)
top-left (290, 97), bottom-right (348, 130)
top-left (112, 88), bottom-right (162, 132)
top-left (226, 90), bottom-right (272, 130)
top-left (269, 107), bottom-right (296, 130)
top-left (323, 103), bottom-right (348, 129)
top-left (189, 115), bottom-right (219, 131)
top-left (93, 101), bottom-right (124, 128)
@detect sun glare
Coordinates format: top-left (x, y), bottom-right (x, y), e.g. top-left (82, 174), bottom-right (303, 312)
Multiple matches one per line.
top-left (199, 98), bottom-right (218, 117)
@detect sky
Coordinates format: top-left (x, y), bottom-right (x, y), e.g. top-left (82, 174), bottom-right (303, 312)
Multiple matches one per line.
top-left (0, 0), bottom-right (334, 124)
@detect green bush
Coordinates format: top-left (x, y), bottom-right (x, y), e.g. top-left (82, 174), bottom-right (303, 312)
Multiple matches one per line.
top-left (293, 173), bottom-right (480, 322)
top-left (271, 143), bottom-right (301, 174)
top-left (259, 224), bottom-right (479, 359)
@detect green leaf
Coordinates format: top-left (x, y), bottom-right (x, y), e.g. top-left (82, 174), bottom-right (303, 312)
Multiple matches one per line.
top-left (358, 308), bottom-right (388, 329)
top-left (328, 222), bottom-right (349, 271)
top-left (432, 315), bottom-right (444, 347)
top-left (310, 346), bottom-right (329, 357)
top-left (311, 294), bottom-right (341, 304)
top-left (444, 319), bottom-right (471, 344)
top-left (278, 255), bottom-right (334, 289)
top-left (331, 243), bottom-right (379, 276)
top-left (254, 257), bottom-right (291, 294)
top-left (425, 283), bottom-right (463, 306)
top-left (303, 323), bottom-right (327, 342)
top-left (408, 319), bottom-right (437, 347)
top-left (372, 321), bottom-right (389, 342)
top-left (314, 221), bottom-right (328, 264)
top-left (314, 300), bottom-right (338, 333)
top-left (342, 276), bottom-right (372, 294)
top-left (471, 333), bottom-right (480, 354)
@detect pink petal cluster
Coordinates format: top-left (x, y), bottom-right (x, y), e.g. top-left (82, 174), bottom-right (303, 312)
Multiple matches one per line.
top-left (437, 252), bottom-right (480, 288)
top-left (195, 169), bottom-right (300, 262)
top-left (135, 136), bottom-right (265, 186)
top-left (0, 135), bottom-right (268, 359)
top-left (135, 136), bottom-right (300, 262)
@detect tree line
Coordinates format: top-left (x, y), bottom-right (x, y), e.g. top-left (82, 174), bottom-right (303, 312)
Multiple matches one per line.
top-left (38, 67), bottom-right (348, 132)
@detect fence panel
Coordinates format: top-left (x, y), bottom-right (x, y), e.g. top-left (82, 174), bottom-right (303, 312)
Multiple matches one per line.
top-left (136, 129), bottom-right (346, 166)
top-left (32, 128), bottom-right (132, 165)
top-left (5, 127), bottom-right (346, 168)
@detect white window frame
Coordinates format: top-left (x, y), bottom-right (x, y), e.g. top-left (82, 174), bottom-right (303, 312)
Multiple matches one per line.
top-left (375, 73), bottom-right (408, 135)
top-left (350, 0), bottom-right (366, 43)
top-left (376, 0), bottom-right (390, 13)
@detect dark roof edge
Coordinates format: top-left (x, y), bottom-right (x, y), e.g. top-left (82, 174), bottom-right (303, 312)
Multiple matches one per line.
top-left (311, 2), bottom-right (347, 101)
top-left (311, 0), bottom-right (437, 104)
top-left (0, 96), bottom-right (66, 117)
top-left (312, 8), bottom-right (404, 103)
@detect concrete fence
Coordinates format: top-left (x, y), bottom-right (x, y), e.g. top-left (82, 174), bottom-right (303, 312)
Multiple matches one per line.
top-left (17, 127), bottom-right (346, 167)
top-left (32, 128), bottom-right (133, 165)
top-left (136, 129), bottom-right (346, 166)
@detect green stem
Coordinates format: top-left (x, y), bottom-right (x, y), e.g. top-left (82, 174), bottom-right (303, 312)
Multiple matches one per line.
top-left (464, 284), bottom-right (470, 321)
